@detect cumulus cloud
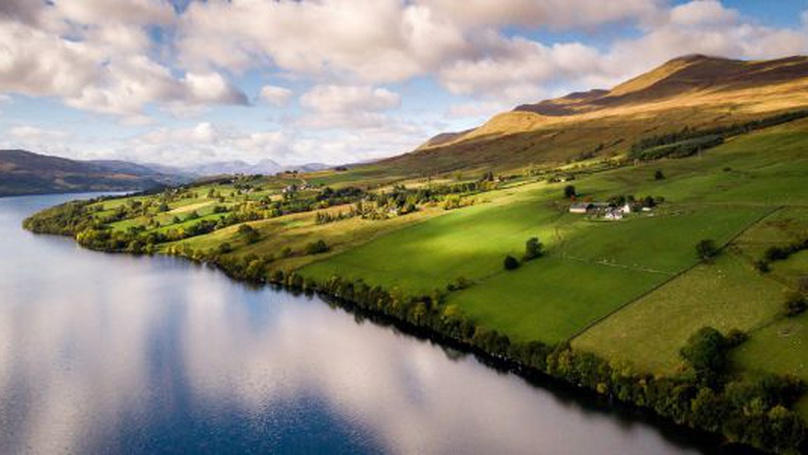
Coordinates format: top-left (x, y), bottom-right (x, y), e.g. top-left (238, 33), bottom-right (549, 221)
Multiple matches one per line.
top-left (417, 0), bottom-right (661, 29)
top-left (9, 125), bottom-right (70, 142)
top-left (0, 1), bottom-right (247, 118)
top-left (296, 85), bottom-right (402, 129)
top-left (176, 0), bottom-right (470, 83)
top-left (259, 86), bottom-right (294, 107)
top-left (669, 0), bottom-right (738, 26)
top-left (120, 122), bottom-right (289, 164)
top-left (599, 1), bottom-right (808, 78)
top-left (116, 118), bottom-right (425, 166)
top-left (300, 85), bottom-right (400, 113)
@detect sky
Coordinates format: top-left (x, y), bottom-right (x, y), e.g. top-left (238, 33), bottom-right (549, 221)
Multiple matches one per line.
top-left (1, 0), bottom-right (808, 167)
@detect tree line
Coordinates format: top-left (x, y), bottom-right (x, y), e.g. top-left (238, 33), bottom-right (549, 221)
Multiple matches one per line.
top-left (630, 109), bottom-right (808, 161)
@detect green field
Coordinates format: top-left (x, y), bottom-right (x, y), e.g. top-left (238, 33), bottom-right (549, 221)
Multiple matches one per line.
top-left (302, 189), bottom-right (565, 294)
top-left (573, 253), bottom-right (788, 373)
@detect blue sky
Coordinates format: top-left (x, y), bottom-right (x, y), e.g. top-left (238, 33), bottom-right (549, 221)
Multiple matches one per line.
top-left (1, 0), bottom-right (807, 166)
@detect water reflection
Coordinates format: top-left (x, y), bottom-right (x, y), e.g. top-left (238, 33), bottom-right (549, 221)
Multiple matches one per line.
top-left (0, 195), bottom-right (702, 454)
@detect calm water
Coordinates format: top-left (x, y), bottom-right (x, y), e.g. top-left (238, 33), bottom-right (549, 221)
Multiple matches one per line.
top-left (0, 194), bottom-right (713, 454)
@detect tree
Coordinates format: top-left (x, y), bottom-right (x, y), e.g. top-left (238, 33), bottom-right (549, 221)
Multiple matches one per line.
top-left (696, 239), bottom-right (718, 261)
top-left (654, 169), bottom-right (665, 180)
top-left (305, 240), bottom-right (329, 255)
top-left (238, 224), bottom-right (260, 244)
top-left (680, 326), bottom-right (728, 384)
top-left (216, 242), bottom-right (232, 255)
top-left (523, 237), bottom-right (544, 261)
top-left (503, 255), bottom-right (520, 270)
top-left (563, 185), bottom-right (576, 199)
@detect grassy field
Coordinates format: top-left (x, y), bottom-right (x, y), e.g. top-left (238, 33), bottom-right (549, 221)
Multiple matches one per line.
top-left (572, 252), bottom-right (788, 373)
top-left (733, 311), bottom-right (808, 417)
top-left (300, 120), bottom-right (804, 344)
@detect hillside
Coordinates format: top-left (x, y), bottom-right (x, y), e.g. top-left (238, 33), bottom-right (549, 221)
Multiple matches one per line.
top-left (379, 55), bottom-right (808, 174)
top-left (0, 149), bottom-right (183, 197)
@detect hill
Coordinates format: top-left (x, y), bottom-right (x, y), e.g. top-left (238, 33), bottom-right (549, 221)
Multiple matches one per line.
top-left (378, 55), bottom-right (808, 175)
top-left (0, 149), bottom-right (184, 197)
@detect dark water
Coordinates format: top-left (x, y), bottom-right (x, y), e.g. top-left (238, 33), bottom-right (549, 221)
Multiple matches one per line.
top-left (0, 194), bottom-right (712, 454)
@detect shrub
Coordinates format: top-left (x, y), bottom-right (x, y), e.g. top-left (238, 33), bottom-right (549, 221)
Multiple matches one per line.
top-left (696, 239), bottom-right (719, 261)
top-left (523, 237), bottom-right (544, 261)
top-left (237, 224), bottom-right (260, 244)
top-left (503, 255), bottom-right (520, 271)
top-left (305, 240), bottom-right (329, 255)
top-left (447, 276), bottom-right (471, 291)
top-left (784, 293), bottom-right (807, 317)
top-left (216, 242), bottom-right (232, 255)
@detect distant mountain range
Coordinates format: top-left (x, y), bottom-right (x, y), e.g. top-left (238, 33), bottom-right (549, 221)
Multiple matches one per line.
top-left (147, 159), bottom-right (331, 177)
top-left (0, 150), bottom-right (333, 197)
top-left (0, 150), bottom-right (187, 197)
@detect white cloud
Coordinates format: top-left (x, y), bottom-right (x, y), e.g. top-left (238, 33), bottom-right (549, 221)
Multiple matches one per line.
top-left (446, 101), bottom-right (511, 120)
top-left (669, 0), bottom-right (738, 27)
top-left (0, 2), bottom-right (246, 119)
top-left (438, 37), bottom-right (602, 104)
top-left (259, 86), bottom-right (294, 107)
top-left (417, 0), bottom-right (660, 29)
top-left (300, 85), bottom-right (400, 113)
top-left (183, 72), bottom-right (248, 105)
top-left (600, 2), bottom-right (808, 78)
top-left (175, 0), bottom-right (470, 82)
top-left (9, 125), bottom-right (70, 141)
top-left (296, 85), bottom-right (402, 129)
top-left (121, 122), bottom-right (289, 164)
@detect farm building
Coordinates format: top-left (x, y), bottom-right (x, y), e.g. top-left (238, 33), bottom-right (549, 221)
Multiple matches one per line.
top-left (569, 202), bottom-right (610, 214)
top-left (569, 202), bottom-right (591, 214)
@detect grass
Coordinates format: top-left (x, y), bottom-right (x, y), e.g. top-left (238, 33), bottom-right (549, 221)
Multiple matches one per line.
top-left (572, 253), bottom-right (787, 373)
top-left (301, 184), bottom-right (566, 295)
top-left (447, 257), bottom-right (664, 343)
top-left (733, 311), bottom-right (808, 419)
top-left (301, 136), bottom-right (780, 342)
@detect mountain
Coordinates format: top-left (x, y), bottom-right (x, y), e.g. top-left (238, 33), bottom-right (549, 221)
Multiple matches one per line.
top-left (0, 150), bottom-right (184, 197)
top-left (382, 54), bottom-right (808, 174)
top-left (180, 159), bottom-right (284, 177)
top-left (148, 159), bottom-right (333, 177)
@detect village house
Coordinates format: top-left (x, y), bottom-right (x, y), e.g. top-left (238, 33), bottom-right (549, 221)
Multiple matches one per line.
top-left (569, 201), bottom-right (635, 220)
top-left (568, 202), bottom-right (610, 214)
